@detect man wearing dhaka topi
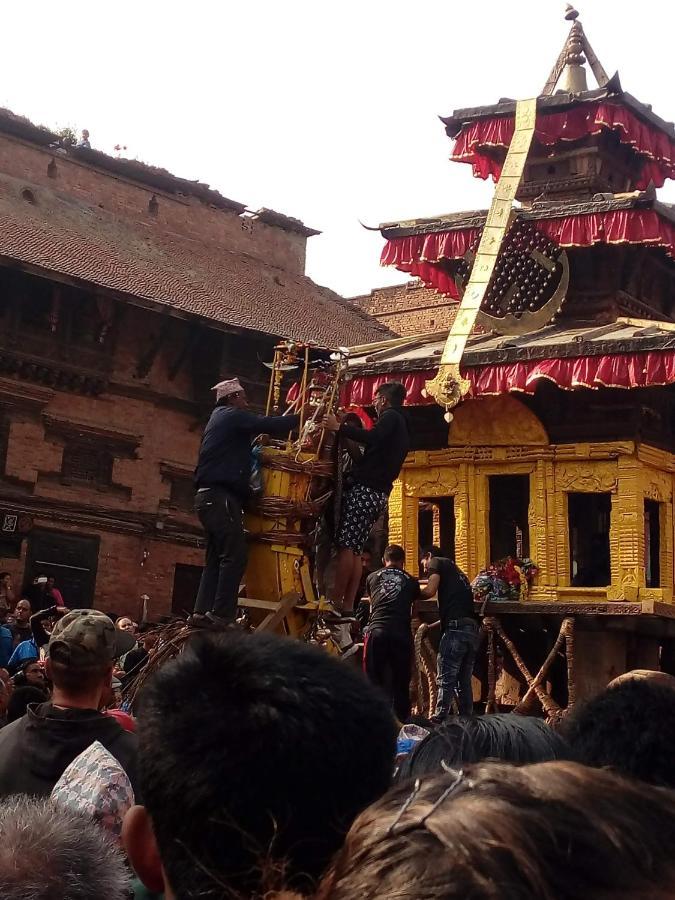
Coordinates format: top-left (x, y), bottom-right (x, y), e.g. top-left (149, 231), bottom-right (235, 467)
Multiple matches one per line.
top-left (191, 378), bottom-right (300, 629)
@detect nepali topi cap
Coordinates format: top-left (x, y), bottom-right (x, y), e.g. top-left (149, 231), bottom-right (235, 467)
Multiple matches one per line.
top-left (212, 377), bottom-right (244, 401)
top-left (49, 609), bottom-right (136, 668)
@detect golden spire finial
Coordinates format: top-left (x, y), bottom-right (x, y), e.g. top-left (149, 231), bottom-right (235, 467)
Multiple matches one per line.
top-left (559, 8), bottom-right (588, 92)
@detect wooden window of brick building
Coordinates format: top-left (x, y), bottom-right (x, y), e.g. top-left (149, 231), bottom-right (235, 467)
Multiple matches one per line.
top-left (169, 476), bottom-right (195, 512)
top-left (61, 443), bottom-right (114, 488)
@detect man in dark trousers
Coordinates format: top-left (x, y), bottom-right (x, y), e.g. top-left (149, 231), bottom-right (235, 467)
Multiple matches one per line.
top-left (420, 546), bottom-right (478, 722)
top-left (192, 378), bottom-right (300, 628)
top-left (363, 544), bottom-right (420, 723)
top-left (323, 382), bottom-right (410, 615)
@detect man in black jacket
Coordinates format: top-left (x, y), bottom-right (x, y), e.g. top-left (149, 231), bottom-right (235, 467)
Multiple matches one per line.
top-left (323, 382), bottom-right (410, 614)
top-left (0, 609), bottom-right (137, 798)
top-left (192, 378), bottom-right (300, 627)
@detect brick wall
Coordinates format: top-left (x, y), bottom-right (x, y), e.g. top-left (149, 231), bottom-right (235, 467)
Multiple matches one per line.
top-left (0, 294), bottom-right (219, 616)
top-left (0, 133), bottom-right (307, 275)
top-left (349, 279), bottom-right (457, 336)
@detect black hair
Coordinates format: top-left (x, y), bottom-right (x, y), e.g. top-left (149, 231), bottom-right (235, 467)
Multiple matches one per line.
top-left (375, 382), bottom-right (406, 407)
top-left (562, 679), bottom-right (675, 788)
top-left (423, 546), bottom-right (443, 559)
top-left (341, 413), bottom-right (363, 428)
top-left (383, 544), bottom-right (405, 565)
top-left (136, 631), bottom-right (398, 897)
top-left (397, 714), bottom-right (570, 781)
top-left (48, 659), bottom-right (111, 696)
top-left (7, 686), bottom-right (49, 723)
top-left (0, 572), bottom-right (10, 579)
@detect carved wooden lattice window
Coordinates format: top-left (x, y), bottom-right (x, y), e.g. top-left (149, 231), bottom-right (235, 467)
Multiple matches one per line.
top-left (61, 443), bottom-right (113, 487)
top-left (169, 477), bottom-right (195, 512)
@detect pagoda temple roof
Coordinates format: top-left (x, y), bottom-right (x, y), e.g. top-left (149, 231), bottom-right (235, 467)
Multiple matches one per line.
top-left (441, 87), bottom-right (675, 144)
top-left (348, 319), bottom-right (675, 375)
top-left (344, 318), bottom-right (675, 405)
top-left (379, 190), bottom-right (675, 239)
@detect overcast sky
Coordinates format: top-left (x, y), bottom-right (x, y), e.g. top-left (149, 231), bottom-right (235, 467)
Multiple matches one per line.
top-left (1, 1), bottom-right (673, 298)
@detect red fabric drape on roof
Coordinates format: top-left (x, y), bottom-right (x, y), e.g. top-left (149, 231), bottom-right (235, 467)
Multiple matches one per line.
top-left (380, 209), bottom-right (675, 297)
top-left (451, 101), bottom-right (675, 189)
top-left (344, 351), bottom-right (675, 406)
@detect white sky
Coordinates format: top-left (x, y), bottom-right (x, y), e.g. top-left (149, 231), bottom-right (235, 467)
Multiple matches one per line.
top-left (1, 0), bottom-right (673, 298)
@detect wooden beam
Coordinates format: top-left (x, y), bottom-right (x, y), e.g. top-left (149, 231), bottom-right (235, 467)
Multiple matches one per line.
top-left (135, 317), bottom-right (172, 379)
top-left (255, 591), bottom-right (301, 632)
top-left (169, 325), bottom-right (202, 381)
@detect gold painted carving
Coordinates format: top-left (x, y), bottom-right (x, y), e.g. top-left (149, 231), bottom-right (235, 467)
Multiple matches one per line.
top-left (426, 98), bottom-right (538, 413)
top-left (557, 464), bottom-right (618, 493)
top-left (448, 396), bottom-right (548, 448)
top-left (403, 472), bottom-right (459, 498)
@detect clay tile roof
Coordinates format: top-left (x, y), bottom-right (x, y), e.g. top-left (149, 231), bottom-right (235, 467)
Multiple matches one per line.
top-left (0, 175), bottom-right (389, 346)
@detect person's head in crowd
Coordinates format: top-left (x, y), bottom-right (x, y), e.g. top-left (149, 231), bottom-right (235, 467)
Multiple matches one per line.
top-left (0, 794), bottom-right (130, 900)
top-left (397, 714), bottom-right (569, 781)
top-left (46, 610), bottom-right (136, 712)
top-left (213, 377), bottom-right (249, 409)
top-left (382, 544), bottom-right (405, 569)
top-left (14, 660), bottom-right (46, 689)
top-left (115, 616), bottom-right (136, 634)
top-left (563, 678), bottom-right (675, 788)
top-left (373, 381), bottom-right (406, 417)
top-left (608, 668), bottom-right (675, 690)
top-left (361, 548), bottom-right (373, 572)
top-left (421, 545), bottom-right (459, 575)
top-left (124, 631), bottom-right (398, 898)
top-left (7, 686), bottom-right (49, 723)
top-left (318, 761), bottom-right (675, 900)
top-left (13, 598), bottom-right (31, 624)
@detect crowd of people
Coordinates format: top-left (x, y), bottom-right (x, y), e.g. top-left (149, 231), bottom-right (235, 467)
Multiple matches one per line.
top-left (4, 378), bottom-right (675, 897)
top-left (1, 615), bottom-right (675, 898)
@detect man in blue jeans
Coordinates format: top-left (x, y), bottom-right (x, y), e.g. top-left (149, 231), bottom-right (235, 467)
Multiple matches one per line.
top-left (420, 547), bottom-right (478, 722)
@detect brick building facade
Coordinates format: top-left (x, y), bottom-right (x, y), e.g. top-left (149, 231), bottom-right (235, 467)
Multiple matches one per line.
top-left (0, 108), bottom-right (387, 621)
top-left (349, 279), bottom-right (457, 336)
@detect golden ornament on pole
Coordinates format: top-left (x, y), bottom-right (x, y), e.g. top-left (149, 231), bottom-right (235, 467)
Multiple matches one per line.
top-left (425, 97), bottom-right (539, 417)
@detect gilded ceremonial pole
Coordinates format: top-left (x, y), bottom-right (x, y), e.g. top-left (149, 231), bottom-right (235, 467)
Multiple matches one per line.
top-left (425, 98), bottom-right (538, 416)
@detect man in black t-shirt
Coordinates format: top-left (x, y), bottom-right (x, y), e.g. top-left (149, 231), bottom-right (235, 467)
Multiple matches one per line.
top-left (420, 546), bottom-right (478, 722)
top-left (323, 382), bottom-right (410, 616)
top-left (363, 544), bottom-right (420, 722)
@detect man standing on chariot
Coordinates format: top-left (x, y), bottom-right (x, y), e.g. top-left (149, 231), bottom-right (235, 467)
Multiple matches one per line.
top-left (323, 382), bottom-right (410, 616)
top-left (191, 378), bottom-right (301, 629)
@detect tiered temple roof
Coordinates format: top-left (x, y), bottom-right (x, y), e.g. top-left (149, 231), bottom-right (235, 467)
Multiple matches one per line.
top-left (348, 8), bottom-right (675, 399)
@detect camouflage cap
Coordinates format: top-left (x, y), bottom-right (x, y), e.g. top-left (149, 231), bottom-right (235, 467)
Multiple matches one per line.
top-left (48, 610), bottom-right (137, 668)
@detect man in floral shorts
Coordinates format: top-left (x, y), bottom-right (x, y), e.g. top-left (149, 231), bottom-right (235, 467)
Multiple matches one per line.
top-left (323, 382), bottom-right (410, 614)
